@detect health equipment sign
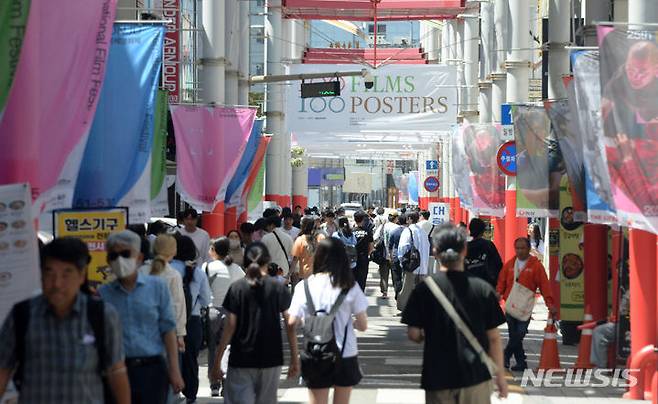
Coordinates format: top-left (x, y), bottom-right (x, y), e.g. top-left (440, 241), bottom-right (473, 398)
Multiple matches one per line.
top-left (286, 64), bottom-right (458, 132)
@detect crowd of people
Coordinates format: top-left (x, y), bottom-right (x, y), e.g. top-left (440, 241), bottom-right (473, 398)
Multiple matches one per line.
top-left (0, 204), bottom-right (560, 404)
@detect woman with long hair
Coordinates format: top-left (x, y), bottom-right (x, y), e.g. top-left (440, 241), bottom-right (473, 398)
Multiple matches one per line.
top-left (170, 234), bottom-right (211, 403)
top-left (332, 216), bottom-right (358, 269)
top-left (288, 237), bottom-right (369, 404)
top-left (291, 216), bottom-right (326, 282)
top-left (226, 230), bottom-right (245, 268)
top-left (210, 242), bottom-right (299, 403)
top-left (205, 237), bottom-right (245, 397)
top-left (528, 223), bottom-right (545, 261)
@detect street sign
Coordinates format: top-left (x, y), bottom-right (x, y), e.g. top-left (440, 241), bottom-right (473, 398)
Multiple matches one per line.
top-left (496, 140), bottom-right (517, 176)
top-left (429, 202), bottom-right (450, 225)
top-left (423, 176), bottom-right (440, 193)
top-left (425, 160), bottom-right (439, 171)
top-left (501, 103), bottom-right (513, 125)
top-left (301, 81), bottom-right (341, 98)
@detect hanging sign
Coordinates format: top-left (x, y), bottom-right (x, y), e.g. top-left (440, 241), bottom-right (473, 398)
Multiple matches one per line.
top-left (496, 140), bottom-right (517, 176)
top-left (423, 176), bottom-right (440, 193)
top-left (428, 202), bottom-right (450, 225)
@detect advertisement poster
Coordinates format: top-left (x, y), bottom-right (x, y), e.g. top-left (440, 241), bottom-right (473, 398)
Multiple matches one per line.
top-left (513, 105), bottom-right (563, 218)
top-left (151, 89), bottom-right (170, 217)
top-left (0, 183), bottom-right (40, 324)
top-left (558, 176), bottom-right (586, 322)
top-left (286, 64), bottom-right (457, 132)
top-left (571, 50), bottom-right (617, 224)
top-left (53, 208), bottom-right (128, 286)
top-left (598, 27), bottom-right (658, 234)
top-left (461, 123), bottom-right (506, 217)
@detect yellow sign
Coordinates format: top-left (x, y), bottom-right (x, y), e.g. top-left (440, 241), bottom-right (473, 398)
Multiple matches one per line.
top-left (558, 177), bottom-right (585, 321)
top-left (54, 209), bottom-right (128, 285)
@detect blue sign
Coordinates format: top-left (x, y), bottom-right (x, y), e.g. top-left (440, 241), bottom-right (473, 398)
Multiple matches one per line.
top-left (425, 160), bottom-right (439, 170)
top-left (423, 176), bottom-right (440, 193)
top-left (501, 103), bottom-right (513, 125)
top-left (496, 141), bottom-right (517, 176)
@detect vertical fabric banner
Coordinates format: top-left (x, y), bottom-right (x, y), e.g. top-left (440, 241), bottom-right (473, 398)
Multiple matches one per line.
top-left (0, 0), bottom-right (117, 218)
top-left (151, 89), bottom-right (170, 217)
top-left (451, 124), bottom-right (475, 211)
top-left (513, 105), bottom-right (563, 218)
top-left (171, 105), bottom-right (256, 211)
top-left (461, 123), bottom-right (506, 217)
top-left (408, 171), bottom-right (419, 206)
top-left (247, 163), bottom-right (266, 221)
top-left (545, 98), bottom-right (587, 222)
top-left (599, 27), bottom-right (658, 234)
top-left (559, 175), bottom-right (585, 321)
top-left (0, 0), bottom-right (31, 114)
top-left (225, 119), bottom-right (265, 207)
top-left (74, 24), bottom-right (165, 224)
top-left (240, 136), bottom-right (271, 221)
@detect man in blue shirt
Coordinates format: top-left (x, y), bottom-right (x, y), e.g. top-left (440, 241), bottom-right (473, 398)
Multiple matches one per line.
top-left (99, 230), bottom-right (184, 404)
top-left (387, 214), bottom-right (407, 300)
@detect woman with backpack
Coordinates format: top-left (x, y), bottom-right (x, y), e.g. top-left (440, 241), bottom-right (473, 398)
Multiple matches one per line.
top-left (332, 216), bottom-right (358, 270)
top-left (291, 216), bottom-right (326, 282)
top-left (170, 235), bottom-right (211, 404)
top-left (210, 242), bottom-right (300, 404)
top-left (288, 237), bottom-right (369, 404)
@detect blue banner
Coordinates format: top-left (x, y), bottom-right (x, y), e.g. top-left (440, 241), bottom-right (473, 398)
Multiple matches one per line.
top-left (225, 119), bottom-right (265, 207)
top-left (74, 24), bottom-right (164, 224)
top-left (408, 171), bottom-right (419, 206)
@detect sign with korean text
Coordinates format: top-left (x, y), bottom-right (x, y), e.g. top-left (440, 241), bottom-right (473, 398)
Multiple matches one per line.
top-left (163, 0), bottom-right (180, 103)
top-left (429, 202), bottom-right (450, 225)
top-left (424, 176), bottom-right (440, 193)
top-left (54, 208), bottom-right (128, 285)
top-left (496, 141), bottom-right (517, 176)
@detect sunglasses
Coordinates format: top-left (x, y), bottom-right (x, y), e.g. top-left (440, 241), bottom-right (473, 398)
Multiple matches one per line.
top-left (108, 250), bottom-right (132, 261)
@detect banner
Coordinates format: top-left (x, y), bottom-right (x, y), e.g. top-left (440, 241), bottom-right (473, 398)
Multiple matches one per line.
top-left (545, 98), bottom-right (587, 221)
top-left (225, 119), bottom-right (265, 207)
top-left (74, 24), bottom-right (165, 224)
top-left (53, 208), bottom-right (128, 286)
top-left (247, 163), bottom-right (266, 221)
top-left (0, 0), bottom-right (30, 114)
top-left (408, 171), bottom-right (419, 205)
top-left (162, 0), bottom-right (180, 103)
top-left (558, 176), bottom-right (585, 321)
top-left (240, 136), bottom-right (271, 220)
top-left (451, 124), bottom-right (474, 210)
top-left (461, 123), bottom-right (505, 217)
top-left (0, 183), bottom-right (40, 324)
top-left (343, 172), bottom-right (373, 194)
top-left (513, 104), bottom-right (564, 218)
top-left (571, 50), bottom-right (617, 224)
top-left (598, 27), bottom-right (658, 234)
top-left (151, 89), bottom-right (170, 217)
top-left (171, 105), bottom-right (256, 211)
top-left (0, 0), bottom-right (117, 218)
top-left (286, 64), bottom-right (457, 132)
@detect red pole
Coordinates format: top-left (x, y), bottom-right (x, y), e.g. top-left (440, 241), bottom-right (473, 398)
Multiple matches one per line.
top-left (224, 206), bottom-right (238, 234)
top-left (504, 189), bottom-right (526, 262)
top-left (493, 216), bottom-right (506, 258)
top-left (455, 199), bottom-right (463, 224)
top-left (583, 224), bottom-right (609, 322)
top-left (202, 201), bottom-right (225, 238)
top-left (610, 229), bottom-right (622, 322)
top-left (548, 218), bottom-right (560, 309)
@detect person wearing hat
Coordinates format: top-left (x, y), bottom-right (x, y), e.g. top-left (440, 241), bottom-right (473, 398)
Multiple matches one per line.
top-left (98, 230), bottom-right (184, 403)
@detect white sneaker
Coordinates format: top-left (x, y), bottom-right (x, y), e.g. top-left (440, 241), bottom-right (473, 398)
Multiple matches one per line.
top-left (211, 387), bottom-right (220, 397)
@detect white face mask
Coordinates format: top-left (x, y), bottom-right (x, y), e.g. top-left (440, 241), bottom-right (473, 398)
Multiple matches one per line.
top-left (110, 256), bottom-right (138, 279)
top-left (229, 239), bottom-right (241, 249)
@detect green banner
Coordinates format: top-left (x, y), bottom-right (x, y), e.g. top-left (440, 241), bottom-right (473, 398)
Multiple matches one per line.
top-left (247, 162), bottom-right (265, 213)
top-left (0, 0), bottom-right (31, 111)
top-left (151, 89), bottom-right (168, 199)
top-left (559, 175), bottom-right (585, 321)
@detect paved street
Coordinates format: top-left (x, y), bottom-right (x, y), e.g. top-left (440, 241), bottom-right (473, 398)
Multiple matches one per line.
top-left (193, 264), bottom-right (643, 403)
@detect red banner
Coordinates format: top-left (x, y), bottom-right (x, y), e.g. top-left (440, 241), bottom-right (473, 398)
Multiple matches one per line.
top-left (162, 0), bottom-right (179, 103)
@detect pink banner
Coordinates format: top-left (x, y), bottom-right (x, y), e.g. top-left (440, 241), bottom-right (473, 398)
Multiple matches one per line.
top-left (171, 105), bottom-right (256, 211)
top-left (0, 0), bottom-right (117, 217)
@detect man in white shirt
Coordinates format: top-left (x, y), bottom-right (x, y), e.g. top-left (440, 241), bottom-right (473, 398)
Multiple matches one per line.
top-left (178, 208), bottom-right (211, 265)
top-left (419, 210), bottom-right (436, 275)
top-left (396, 211), bottom-right (431, 311)
top-left (260, 215), bottom-right (294, 276)
top-left (372, 207), bottom-right (388, 241)
top-left (282, 212), bottom-right (301, 240)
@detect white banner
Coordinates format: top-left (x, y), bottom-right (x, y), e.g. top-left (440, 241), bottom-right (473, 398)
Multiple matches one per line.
top-left (286, 64), bottom-right (458, 132)
top-left (343, 172), bottom-right (373, 193)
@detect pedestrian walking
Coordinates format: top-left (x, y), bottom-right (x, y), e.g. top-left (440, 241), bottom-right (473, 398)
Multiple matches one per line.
top-left (384, 212), bottom-right (404, 299)
top-left (226, 229), bottom-right (245, 268)
top-left (396, 212), bottom-right (431, 311)
top-left (205, 237), bottom-right (246, 397)
top-left (332, 217), bottom-right (358, 271)
top-left (289, 237), bottom-right (368, 404)
top-left (210, 242), bottom-right (299, 404)
top-left (98, 230), bottom-right (184, 404)
top-left (282, 211), bottom-right (301, 240)
top-left (178, 209), bottom-right (211, 265)
top-left (402, 225), bottom-right (508, 403)
top-left (0, 237), bottom-right (130, 404)
top-left (352, 210), bottom-right (374, 291)
top-left (496, 237), bottom-right (556, 371)
top-left (170, 235), bottom-right (212, 403)
top-left (464, 218), bottom-right (503, 288)
top-left (261, 215), bottom-right (294, 279)
top-left (320, 210), bottom-right (337, 237)
top-left (291, 216), bottom-right (325, 282)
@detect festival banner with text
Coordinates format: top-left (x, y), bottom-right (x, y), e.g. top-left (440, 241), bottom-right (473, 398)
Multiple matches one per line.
top-left (171, 105), bottom-right (256, 211)
top-left (0, 0), bottom-right (117, 218)
top-left (74, 24), bottom-right (164, 224)
top-left (599, 27), bottom-right (658, 234)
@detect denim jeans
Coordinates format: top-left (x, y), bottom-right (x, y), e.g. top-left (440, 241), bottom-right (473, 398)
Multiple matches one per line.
top-left (504, 314), bottom-right (530, 367)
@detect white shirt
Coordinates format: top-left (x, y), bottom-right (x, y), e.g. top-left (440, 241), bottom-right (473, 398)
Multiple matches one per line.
top-left (382, 221), bottom-right (400, 258)
top-left (283, 226), bottom-right (300, 240)
top-left (372, 215), bottom-right (388, 240)
top-left (419, 219), bottom-right (433, 237)
top-left (205, 260), bottom-right (245, 307)
top-left (398, 223), bottom-right (431, 275)
top-left (139, 263), bottom-right (187, 336)
top-left (289, 273), bottom-right (369, 358)
top-left (261, 228), bottom-right (294, 275)
top-left (179, 226), bottom-right (211, 265)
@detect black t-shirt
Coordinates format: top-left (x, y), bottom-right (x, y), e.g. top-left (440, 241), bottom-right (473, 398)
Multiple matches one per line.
top-left (353, 226), bottom-right (373, 257)
top-left (401, 271), bottom-right (506, 391)
top-left (222, 276), bottom-right (292, 368)
top-left (464, 238), bottom-right (503, 288)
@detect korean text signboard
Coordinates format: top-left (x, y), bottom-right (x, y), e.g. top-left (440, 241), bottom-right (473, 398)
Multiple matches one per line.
top-left (54, 208), bottom-right (128, 286)
top-left (429, 202), bottom-right (450, 225)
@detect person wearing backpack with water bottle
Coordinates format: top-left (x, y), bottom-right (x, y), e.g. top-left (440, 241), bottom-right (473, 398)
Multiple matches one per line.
top-left (288, 237), bottom-right (368, 404)
top-left (332, 217), bottom-right (359, 272)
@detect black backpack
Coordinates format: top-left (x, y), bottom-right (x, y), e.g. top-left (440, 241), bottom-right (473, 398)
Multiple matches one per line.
top-left (300, 280), bottom-right (349, 383)
top-left (401, 228), bottom-right (421, 272)
top-left (13, 296), bottom-right (113, 403)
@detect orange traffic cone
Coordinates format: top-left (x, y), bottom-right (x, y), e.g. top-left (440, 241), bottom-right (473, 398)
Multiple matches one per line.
top-left (574, 307), bottom-right (595, 369)
top-left (538, 317), bottom-right (561, 370)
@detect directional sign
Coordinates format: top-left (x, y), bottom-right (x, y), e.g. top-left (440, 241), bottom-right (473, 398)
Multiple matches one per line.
top-left (425, 160), bottom-right (439, 171)
top-left (423, 176), bottom-right (440, 193)
top-left (501, 103), bottom-right (513, 125)
top-left (429, 202), bottom-right (450, 225)
top-left (496, 140), bottom-right (517, 176)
